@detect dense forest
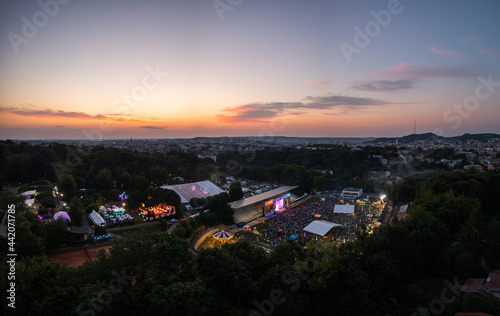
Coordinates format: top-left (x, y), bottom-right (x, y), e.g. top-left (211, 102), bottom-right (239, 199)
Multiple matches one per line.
top-left (0, 141), bottom-right (398, 195)
top-left (1, 145), bottom-right (500, 315)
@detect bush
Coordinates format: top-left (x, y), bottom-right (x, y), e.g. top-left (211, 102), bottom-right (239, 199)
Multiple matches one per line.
top-left (86, 203), bottom-right (99, 214)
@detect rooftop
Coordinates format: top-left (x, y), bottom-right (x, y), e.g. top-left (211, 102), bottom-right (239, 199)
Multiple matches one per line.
top-left (161, 180), bottom-right (225, 204)
top-left (303, 220), bottom-right (342, 236)
top-left (229, 186), bottom-right (298, 209)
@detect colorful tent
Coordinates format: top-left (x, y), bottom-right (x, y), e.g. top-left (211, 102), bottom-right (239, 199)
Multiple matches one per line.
top-left (54, 211), bottom-right (71, 222)
top-left (213, 230), bottom-right (234, 241)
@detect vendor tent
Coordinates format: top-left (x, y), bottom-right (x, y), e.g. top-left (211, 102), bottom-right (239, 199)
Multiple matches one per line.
top-left (334, 204), bottom-right (355, 214)
top-left (89, 211), bottom-right (106, 227)
top-left (303, 220), bottom-right (342, 236)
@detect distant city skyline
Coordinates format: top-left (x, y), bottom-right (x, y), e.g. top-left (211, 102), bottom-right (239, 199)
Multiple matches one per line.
top-left (1, 0), bottom-right (500, 140)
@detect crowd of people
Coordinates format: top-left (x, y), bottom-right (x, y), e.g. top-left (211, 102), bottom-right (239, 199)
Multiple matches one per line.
top-left (260, 197), bottom-right (383, 246)
top-left (138, 204), bottom-right (176, 221)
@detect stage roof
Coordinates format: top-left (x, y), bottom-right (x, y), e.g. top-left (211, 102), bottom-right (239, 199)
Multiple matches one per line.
top-left (20, 190), bottom-right (36, 196)
top-left (229, 186), bottom-right (298, 209)
top-left (303, 220), bottom-right (342, 236)
top-left (161, 180), bottom-right (225, 204)
top-left (334, 204), bottom-right (355, 214)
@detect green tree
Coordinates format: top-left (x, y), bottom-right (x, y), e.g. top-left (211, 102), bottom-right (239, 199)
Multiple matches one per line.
top-left (228, 181), bottom-right (243, 201)
top-left (454, 252), bottom-right (485, 279)
top-left (13, 212), bottom-right (46, 257)
top-left (11, 257), bottom-right (72, 315)
top-left (484, 219), bottom-right (500, 269)
top-left (94, 168), bottom-right (114, 191)
top-left (85, 203), bottom-right (99, 214)
top-left (130, 175), bottom-right (150, 192)
top-left (281, 165), bottom-right (313, 192)
top-left (57, 174), bottom-right (76, 199)
top-left (457, 207), bottom-right (483, 255)
top-left (144, 280), bottom-right (212, 316)
top-left (196, 247), bottom-right (249, 312)
top-left (158, 188), bottom-right (181, 207)
top-left (69, 196), bottom-right (85, 226)
top-left (148, 165), bottom-right (169, 185)
top-left (313, 175), bottom-right (327, 191)
top-left (207, 193), bottom-right (234, 224)
top-left (189, 197), bottom-right (208, 209)
top-left (117, 170), bottom-right (132, 189)
top-left (45, 219), bottom-right (67, 248)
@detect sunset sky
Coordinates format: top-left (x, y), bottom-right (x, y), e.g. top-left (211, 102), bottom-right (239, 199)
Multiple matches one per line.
top-left (1, 0), bottom-right (500, 139)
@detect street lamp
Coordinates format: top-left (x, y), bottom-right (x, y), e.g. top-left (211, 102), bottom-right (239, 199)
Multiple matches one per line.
top-left (380, 194), bottom-right (386, 202)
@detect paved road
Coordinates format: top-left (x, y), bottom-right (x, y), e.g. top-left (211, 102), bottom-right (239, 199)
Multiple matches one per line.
top-left (107, 220), bottom-right (179, 233)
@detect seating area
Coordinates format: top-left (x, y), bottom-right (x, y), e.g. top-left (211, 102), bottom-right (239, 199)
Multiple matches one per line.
top-left (99, 205), bottom-right (134, 227)
top-left (138, 204), bottom-right (176, 221)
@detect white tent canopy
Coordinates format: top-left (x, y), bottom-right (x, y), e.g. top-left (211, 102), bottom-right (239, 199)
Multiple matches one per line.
top-left (399, 203), bottom-right (410, 214)
top-left (303, 220), bottom-right (342, 236)
top-left (20, 190), bottom-right (37, 197)
top-left (161, 180), bottom-right (225, 204)
top-left (334, 204), bottom-right (355, 214)
top-left (89, 211), bottom-right (106, 227)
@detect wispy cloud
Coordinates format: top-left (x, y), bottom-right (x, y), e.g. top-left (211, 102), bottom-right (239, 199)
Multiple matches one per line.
top-left (0, 106), bottom-right (106, 119)
top-left (373, 62), bottom-right (480, 80)
top-left (54, 125), bottom-right (66, 128)
top-left (217, 95), bottom-right (387, 123)
top-left (302, 95), bottom-right (385, 108)
top-left (304, 80), bottom-right (332, 86)
top-left (0, 105), bottom-right (158, 124)
top-left (140, 125), bottom-right (164, 129)
top-left (351, 79), bottom-right (416, 91)
top-left (429, 46), bottom-right (465, 59)
top-left (476, 46), bottom-right (500, 58)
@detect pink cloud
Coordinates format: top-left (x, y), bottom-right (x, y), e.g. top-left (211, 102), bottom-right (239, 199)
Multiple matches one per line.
top-left (304, 80), bottom-right (332, 86)
top-left (476, 46), bottom-right (500, 58)
top-left (429, 46), bottom-right (465, 59)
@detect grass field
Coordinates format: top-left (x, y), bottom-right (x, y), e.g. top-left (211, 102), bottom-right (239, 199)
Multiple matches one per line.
top-left (113, 222), bottom-right (167, 238)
